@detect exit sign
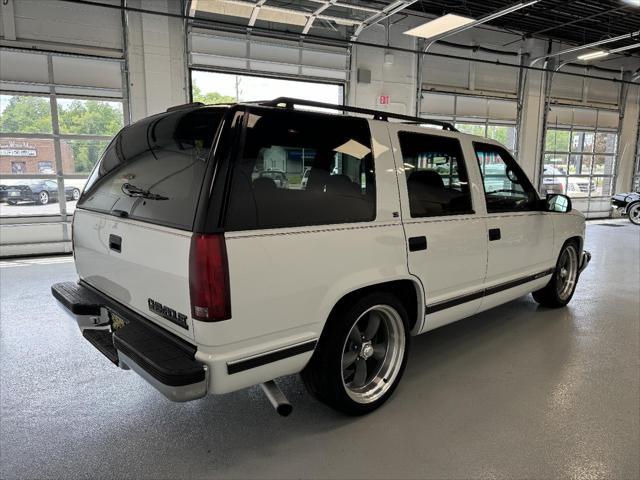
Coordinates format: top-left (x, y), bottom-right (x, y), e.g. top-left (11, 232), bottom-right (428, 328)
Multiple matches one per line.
top-left (378, 95), bottom-right (390, 105)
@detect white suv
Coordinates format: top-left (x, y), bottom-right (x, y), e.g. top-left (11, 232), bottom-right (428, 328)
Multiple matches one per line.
top-left (52, 98), bottom-right (590, 416)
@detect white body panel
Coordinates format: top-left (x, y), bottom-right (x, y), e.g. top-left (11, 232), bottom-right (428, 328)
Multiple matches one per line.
top-left (70, 115), bottom-right (587, 398)
top-left (73, 209), bottom-right (195, 341)
top-left (484, 212), bottom-right (554, 285)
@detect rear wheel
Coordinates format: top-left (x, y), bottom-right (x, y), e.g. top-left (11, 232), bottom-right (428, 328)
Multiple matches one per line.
top-left (302, 292), bottom-right (410, 415)
top-left (37, 191), bottom-right (49, 205)
top-left (7, 200), bottom-right (17, 206)
top-left (628, 202), bottom-right (640, 225)
top-left (532, 242), bottom-right (579, 308)
top-left (72, 188), bottom-right (80, 201)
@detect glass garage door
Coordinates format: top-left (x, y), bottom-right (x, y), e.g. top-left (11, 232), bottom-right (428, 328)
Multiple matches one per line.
top-left (420, 92), bottom-right (519, 156)
top-left (0, 49), bottom-right (127, 256)
top-left (542, 106), bottom-right (620, 218)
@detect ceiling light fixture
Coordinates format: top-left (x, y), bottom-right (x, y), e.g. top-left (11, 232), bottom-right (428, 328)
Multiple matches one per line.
top-left (405, 1), bottom-right (540, 40)
top-left (577, 50), bottom-right (610, 61)
top-left (404, 13), bottom-right (475, 39)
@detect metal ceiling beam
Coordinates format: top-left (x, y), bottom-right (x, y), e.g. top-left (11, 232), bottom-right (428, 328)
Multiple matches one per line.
top-left (531, 5), bottom-right (626, 36)
top-left (308, 0), bottom-right (380, 14)
top-left (351, 0), bottom-right (417, 41)
top-left (302, 0), bottom-right (338, 35)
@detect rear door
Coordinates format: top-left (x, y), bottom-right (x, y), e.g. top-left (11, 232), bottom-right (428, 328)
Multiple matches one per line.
top-left (388, 125), bottom-right (488, 332)
top-left (73, 107), bottom-right (228, 341)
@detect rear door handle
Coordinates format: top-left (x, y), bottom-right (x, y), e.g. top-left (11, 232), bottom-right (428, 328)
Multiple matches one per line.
top-left (488, 228), bottom-right (501, 241)
top-left (408, 236), bottom-right (427, 252)
top-left (109, 234), bottom-right (122, 253)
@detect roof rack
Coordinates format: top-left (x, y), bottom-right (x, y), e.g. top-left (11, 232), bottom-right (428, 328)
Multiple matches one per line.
top-left (259, 97), bottom-right (457, 132)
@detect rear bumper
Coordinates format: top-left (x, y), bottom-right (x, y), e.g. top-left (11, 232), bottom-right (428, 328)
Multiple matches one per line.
top-left (579, 250), bottom-right (591, 275)
top-left (51, 281), bottom-right (207, 402)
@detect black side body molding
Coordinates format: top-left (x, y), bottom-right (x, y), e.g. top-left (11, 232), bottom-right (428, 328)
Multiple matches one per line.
top-left (425, 268), bottom-right (554, 314)
top-left (227, 340), bottom-right (317, 375)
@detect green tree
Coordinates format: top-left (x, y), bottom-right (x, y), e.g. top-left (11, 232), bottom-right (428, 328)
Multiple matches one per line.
top-left (58, 100), bottom-right (123, 173)
top-left (58, 100), bottom-right (122, 136)
top-left (0, 95), bottom-right (52, 133)
top-left (192, 84), bottom-right (235, 104)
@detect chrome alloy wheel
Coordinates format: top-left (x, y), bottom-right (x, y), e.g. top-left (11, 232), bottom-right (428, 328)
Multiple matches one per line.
top-left (341, 305), bottom-right (406, 404)
top-left (556, 245), bottom-right (578, 301)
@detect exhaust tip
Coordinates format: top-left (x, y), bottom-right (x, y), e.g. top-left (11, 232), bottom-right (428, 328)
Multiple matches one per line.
top-left (276, 403), bottom-right (293, 417)
top-left (260, 380), bottom-right (292, 417)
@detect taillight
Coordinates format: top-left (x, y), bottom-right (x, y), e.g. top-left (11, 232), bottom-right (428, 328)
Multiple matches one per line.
top-left (189, 233), bottom-right (231, 321)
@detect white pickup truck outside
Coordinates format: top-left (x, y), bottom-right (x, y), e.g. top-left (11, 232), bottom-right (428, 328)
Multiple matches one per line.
top-left (53, 98), bottom-right (590, 415)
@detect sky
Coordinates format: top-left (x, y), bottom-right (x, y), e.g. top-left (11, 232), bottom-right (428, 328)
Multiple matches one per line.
top-left (191, 70), bottom-right (343, 105)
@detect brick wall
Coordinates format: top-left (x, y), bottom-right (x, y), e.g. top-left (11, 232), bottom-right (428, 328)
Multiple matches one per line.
top-left (0, 139), bottom-right (75, 175)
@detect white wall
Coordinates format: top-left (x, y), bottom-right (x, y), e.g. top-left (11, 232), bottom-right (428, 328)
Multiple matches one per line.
top-left (348, 16), bottom-right (419, 116)
top-left (125, 0), bottom-right (188, 120)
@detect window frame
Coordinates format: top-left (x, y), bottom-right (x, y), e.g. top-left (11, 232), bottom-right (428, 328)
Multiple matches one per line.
top-left (473, 141), bottom-right (540, 214)
top-left (397, 130), bottom-right (475, 219)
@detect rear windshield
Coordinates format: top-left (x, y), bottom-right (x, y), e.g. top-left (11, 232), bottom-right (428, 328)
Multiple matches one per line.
top-left (78, 107), bottom-right (227, 230)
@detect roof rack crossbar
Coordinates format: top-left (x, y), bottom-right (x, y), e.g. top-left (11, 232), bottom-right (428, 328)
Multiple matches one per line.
top-left (259, 97), bottom-right (457, 131)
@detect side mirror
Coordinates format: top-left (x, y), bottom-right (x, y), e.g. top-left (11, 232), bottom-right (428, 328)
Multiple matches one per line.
top-left (545, 193), bottom-right (572, 213)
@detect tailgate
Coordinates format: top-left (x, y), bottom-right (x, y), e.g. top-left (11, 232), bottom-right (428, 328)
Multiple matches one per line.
top-left (74, 209), bottom-right (195, 341)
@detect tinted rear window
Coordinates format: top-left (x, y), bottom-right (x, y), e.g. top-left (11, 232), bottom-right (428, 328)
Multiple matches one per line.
top-left (79, 107), bottom-right (226, 230)
top-left (224, 107), bottom-right (375, 231)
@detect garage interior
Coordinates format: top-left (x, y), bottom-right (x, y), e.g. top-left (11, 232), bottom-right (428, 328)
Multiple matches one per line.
top-left (0, 1), bottom-right (639, 479)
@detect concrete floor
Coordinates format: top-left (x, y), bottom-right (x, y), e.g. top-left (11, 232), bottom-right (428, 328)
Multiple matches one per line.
top-left (1, 222), bottom-right (638, 480)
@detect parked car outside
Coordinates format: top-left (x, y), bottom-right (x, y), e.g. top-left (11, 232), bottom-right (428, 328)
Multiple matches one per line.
top-left (611, 191), bottom-right (640, 225)
top-left (52, 98), bottom-right (590, 416)
top-left (542, 166), bottom-right (595, 197)
top-left (2, 179), bottom-right (81, 205)
top-left (258, 169), bottom-right (289, 189)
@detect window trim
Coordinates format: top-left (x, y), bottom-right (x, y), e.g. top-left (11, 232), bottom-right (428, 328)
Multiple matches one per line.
top-left (398, 130), bottom-right (475, 219)
top-left (473, 141), bottom-right (541, 214)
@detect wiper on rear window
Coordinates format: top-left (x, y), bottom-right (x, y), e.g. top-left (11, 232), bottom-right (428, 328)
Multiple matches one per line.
top-left (121, 183), bottom-right (169, 200)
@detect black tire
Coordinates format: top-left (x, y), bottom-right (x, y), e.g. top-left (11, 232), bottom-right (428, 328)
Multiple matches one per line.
top-left (628, 202), bottom-right (640, 226)
top-left (7, 200), bottom-right (18, 206)
top-left (301, 291), bottom-right (410, 415)
top-left (532, 241), bottom-right (580, 308)
top-left (71, 188), bottom-right (81, 201)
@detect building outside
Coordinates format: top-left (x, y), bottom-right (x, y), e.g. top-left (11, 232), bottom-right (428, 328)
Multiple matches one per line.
top-left (0, 139), bottom-right (74, 175)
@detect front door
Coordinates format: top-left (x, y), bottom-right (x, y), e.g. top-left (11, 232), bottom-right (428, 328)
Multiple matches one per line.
top-left (471, 141), bottom-right (555, 311)
top-left (389, 126), bottom-right (488, 333)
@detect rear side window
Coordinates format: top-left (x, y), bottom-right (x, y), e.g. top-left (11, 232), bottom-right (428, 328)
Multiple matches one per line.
top-left (224, 108), bottom-right (375, 231)
top-left (398, 132), bottom-right (473, 218)
top-left (79, 107), bottom-right (227, 230)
